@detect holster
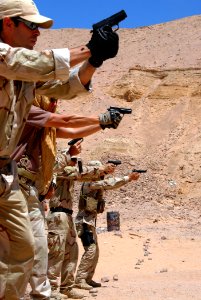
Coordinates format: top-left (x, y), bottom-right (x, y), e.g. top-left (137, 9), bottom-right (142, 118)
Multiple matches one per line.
top-left (80, 223), bottom-right (95, 247)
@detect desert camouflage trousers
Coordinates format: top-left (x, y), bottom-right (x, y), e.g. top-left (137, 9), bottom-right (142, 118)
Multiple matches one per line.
top-left (76, 225), bottom-right (99, 283)
top-left (20, 182), bottom-right (51, 299)
top-left (46, 212), bottom-right (78, 293)
top-left (0, 187), bottom-right (35, 300)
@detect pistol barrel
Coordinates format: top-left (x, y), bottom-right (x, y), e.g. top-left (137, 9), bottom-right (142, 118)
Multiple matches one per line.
top-left (92, 10), bottom-right (127, 31)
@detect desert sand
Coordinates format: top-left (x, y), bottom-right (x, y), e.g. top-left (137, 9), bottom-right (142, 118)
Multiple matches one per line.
top-left (27, 15), bottom-right (201, 300)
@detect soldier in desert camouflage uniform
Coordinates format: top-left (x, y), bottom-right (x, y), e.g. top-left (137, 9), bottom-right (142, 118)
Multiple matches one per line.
top-left (47, 148), bottom-right (116, 299)
top-left (11, 94), bottom-right (123, 300)
top-left (0, 0), bottom-right (119, 298)
top-left (75, 161), bottom-right (140, 290)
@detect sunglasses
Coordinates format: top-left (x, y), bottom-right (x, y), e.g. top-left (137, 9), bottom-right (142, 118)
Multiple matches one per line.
top-left (15, 17), bottom-right (38, 30)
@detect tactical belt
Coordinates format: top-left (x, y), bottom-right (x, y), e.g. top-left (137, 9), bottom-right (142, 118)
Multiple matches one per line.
top-left (50, 207), bottom-right (73, 215)
top-left (17, 167), bottom-right (36, 182)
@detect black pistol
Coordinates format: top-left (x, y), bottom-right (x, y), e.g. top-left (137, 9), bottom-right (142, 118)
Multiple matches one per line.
top-left (107, 160), bottom-right (122, 166)
top-left (132, 169), bottom-right (147, 173)
top-left (108, 107), bottom-right (132, 115)
top-left (68, 138), bottom-right (83, 146)
top-left (92, 10), bottom-right (127, 32)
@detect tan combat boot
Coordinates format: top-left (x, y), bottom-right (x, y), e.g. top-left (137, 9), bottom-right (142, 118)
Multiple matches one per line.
top-left (60, 288), bottom-right (86, 299)
top-left (75, 279), bottom-right (93, 290)
top-left (51, 289), bottom-right (68, 300)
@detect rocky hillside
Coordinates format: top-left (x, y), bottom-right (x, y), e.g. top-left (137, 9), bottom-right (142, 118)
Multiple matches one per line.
top-left (36, 15), bottom-right (201, 229)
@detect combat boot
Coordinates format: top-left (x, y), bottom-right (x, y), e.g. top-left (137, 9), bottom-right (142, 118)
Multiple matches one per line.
top-left (50, 289), bottom-right (68, 300)
top-left (87, 279), bottom-right (101, 288)
top-left (60, 288), bottom-right (86, 299)
top-left (75, 279), bottom-right (93, 290)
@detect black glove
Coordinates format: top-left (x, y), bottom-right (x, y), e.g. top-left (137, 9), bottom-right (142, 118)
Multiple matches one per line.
top-left (87, 26), bottom-right (119, 66)
top-left (99, 110), bottom-right (122, 129)
top-left (109, 110), bottom-right (123, 129)
top-left (88, 56), bottom-right (103, 68)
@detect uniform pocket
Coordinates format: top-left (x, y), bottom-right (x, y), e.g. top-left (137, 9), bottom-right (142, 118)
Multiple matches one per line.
top-left (48, 231), bottom-right (65, 253)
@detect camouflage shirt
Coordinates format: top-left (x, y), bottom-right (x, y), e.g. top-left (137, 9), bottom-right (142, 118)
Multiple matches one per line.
top-left (75, 176), bottom-right (130, 227)
top-left (49, 152), bottom-right (103, 210)
top-left (0, 40), bottom-right (89, 157)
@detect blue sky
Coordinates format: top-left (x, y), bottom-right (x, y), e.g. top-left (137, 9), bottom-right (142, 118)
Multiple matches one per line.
top-left (34, 0), bottom-right (201, 29)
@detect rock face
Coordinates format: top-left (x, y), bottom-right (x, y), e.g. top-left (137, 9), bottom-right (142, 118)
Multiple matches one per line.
top-left (36, 15), bottom-right (201, 226)
top-left (109, 66), bottom-right (201, 183)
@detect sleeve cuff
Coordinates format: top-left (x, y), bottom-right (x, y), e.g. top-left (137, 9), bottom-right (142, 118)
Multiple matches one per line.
top-left (52, 48), bottom-right (71, 80)
top-left (69, 66), bottom-right (92, 94)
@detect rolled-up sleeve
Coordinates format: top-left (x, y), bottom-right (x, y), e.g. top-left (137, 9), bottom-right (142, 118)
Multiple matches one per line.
top-left (0, 43), bottom-right (71, 81)
top-left (0, 42), bottom-right (91, 100)
top-left (52, 48), bottom-right (70, 78)
top-left (36, 66), bottom-right (89, 99)
top-left (89, 176), bottom-right (130, 190)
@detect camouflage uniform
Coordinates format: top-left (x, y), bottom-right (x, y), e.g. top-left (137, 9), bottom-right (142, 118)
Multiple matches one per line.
top-left (75, 175), bottom-right (130, 286)
top-left (47, 152), bottom-right (102, 297)
top-left (11, 106), bottom-right (54, 299)
top-left (20, 182), bottom-right (51, 299)
top-left (0, 39), bottom-right (89, 300)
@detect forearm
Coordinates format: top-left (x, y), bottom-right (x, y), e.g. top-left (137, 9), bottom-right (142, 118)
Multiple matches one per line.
top-left (78, 60), bottom-right (96, 86)
top-left (45, 114), bottom-right (100, 128)
top-left (56, 125), bottom-right (101, 139)
top-left (69, 46), bottom-right (96, 86)
top-left (69, 46), bottom-right (91, 67)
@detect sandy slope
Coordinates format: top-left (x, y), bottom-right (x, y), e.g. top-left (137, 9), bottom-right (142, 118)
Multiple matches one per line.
top-left (25, 15), bottom-right (201, 299)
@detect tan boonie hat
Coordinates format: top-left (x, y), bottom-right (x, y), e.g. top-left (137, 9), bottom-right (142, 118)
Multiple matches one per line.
top-left (87, 160), bottom-right (102, 167)
top-left (0, 0), bottom-right (53, 28)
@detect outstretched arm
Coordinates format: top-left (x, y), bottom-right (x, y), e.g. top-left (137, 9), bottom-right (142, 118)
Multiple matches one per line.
top-left (45, 112), bottom-right (100, 128)
top-left (87, 173), bottom-right (140, 190)
top-left (27, 105), bottom-right (123, 131)
top-left (56, 125), bottom-right (101, 139)
top-left (44, 108), bottom-right (123, 130)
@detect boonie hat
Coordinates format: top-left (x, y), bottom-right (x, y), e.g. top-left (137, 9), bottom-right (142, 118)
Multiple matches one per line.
top-left (87, 160), bottom-right (102, 167)
top-left (0, 0), bottom-right (53, 28)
